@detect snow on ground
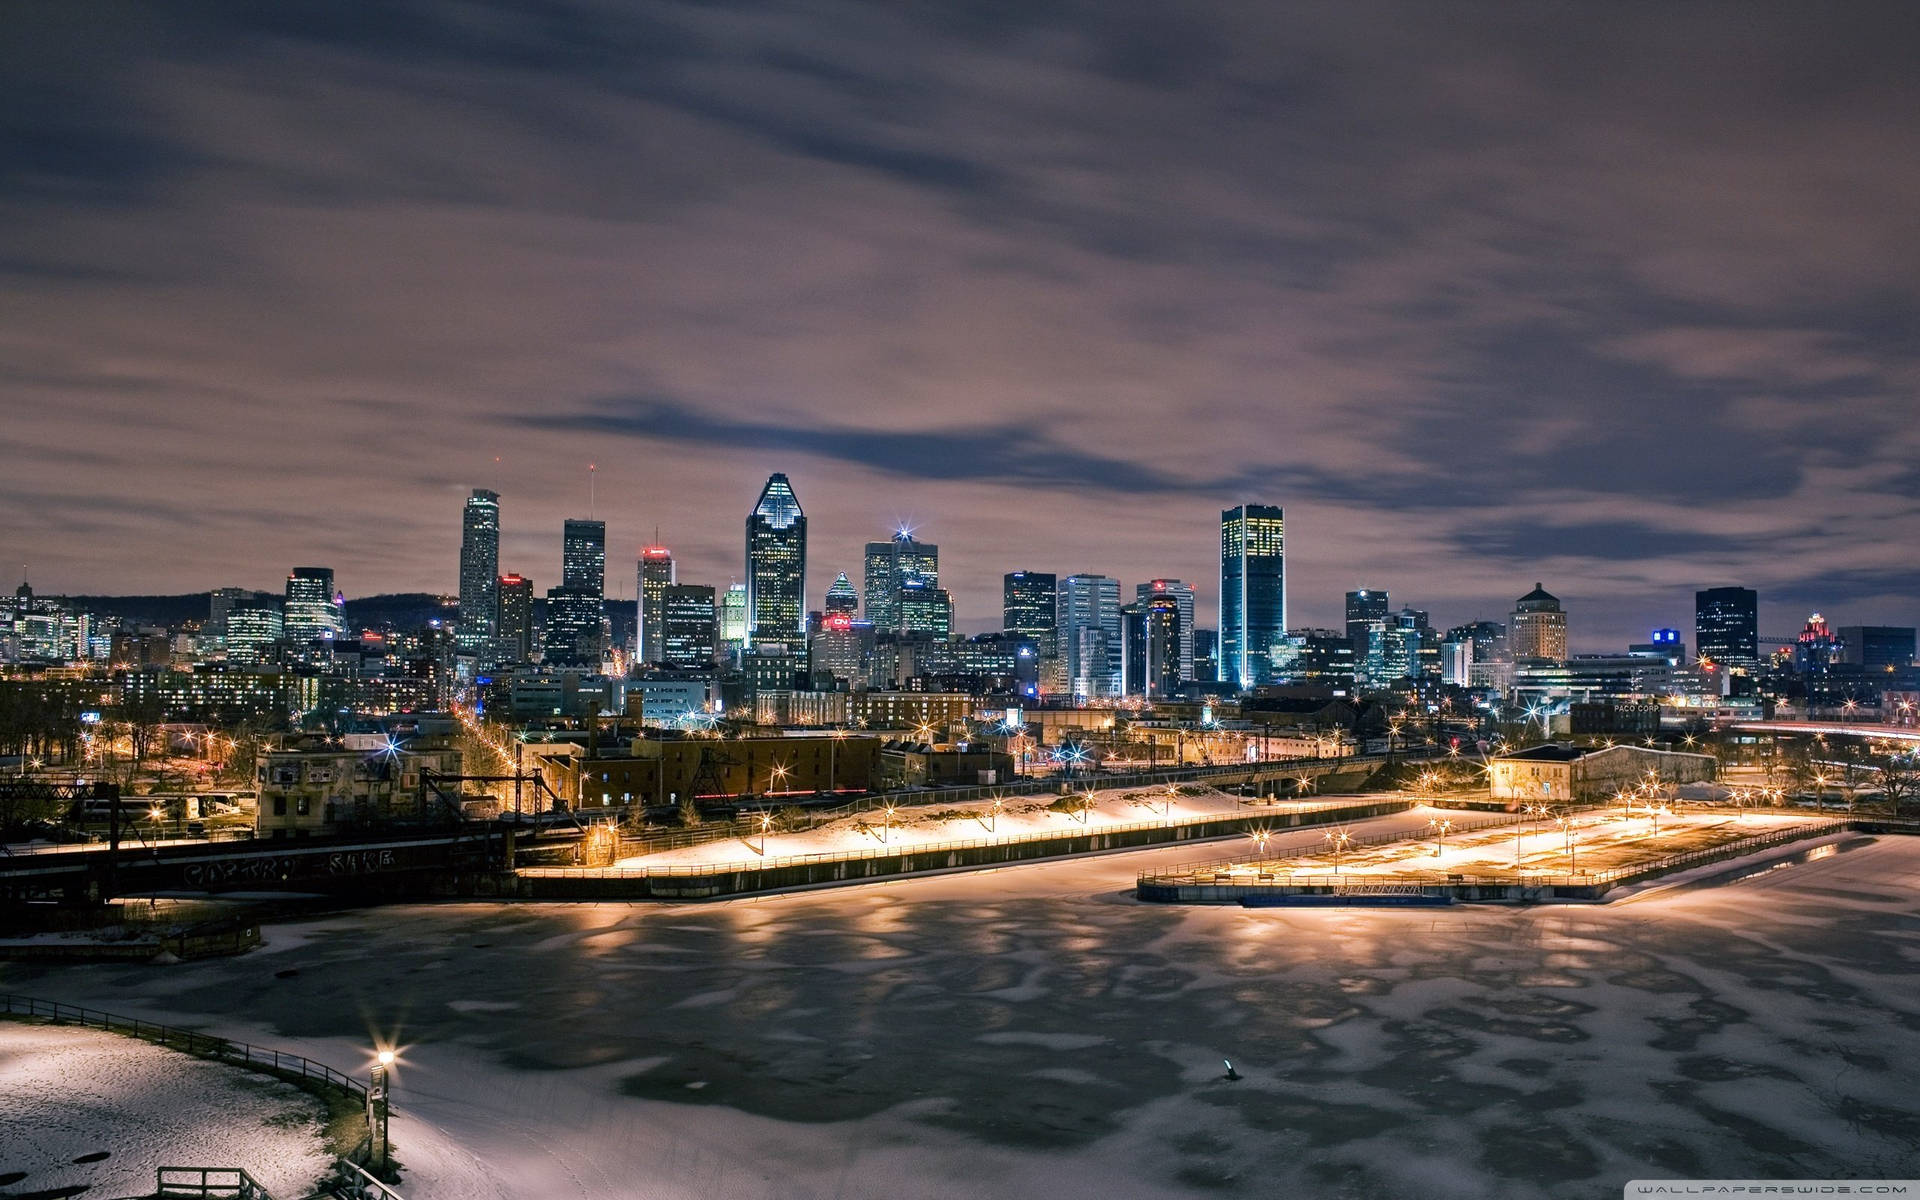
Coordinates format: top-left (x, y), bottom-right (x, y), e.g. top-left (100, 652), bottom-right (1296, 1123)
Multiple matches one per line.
top-left (0, 1022), bottom-right (335, 1199)
top-left (609, 783), bottom-right (1350, 871)
top-left (5, 814), bottom-right (1919, 1200)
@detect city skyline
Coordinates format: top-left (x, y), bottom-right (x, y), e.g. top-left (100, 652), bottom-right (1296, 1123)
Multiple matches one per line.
top-left (4, 5), bottom-right (1919, 648)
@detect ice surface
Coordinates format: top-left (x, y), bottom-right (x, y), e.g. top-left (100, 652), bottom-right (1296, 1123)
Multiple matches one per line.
top-left (0, 1022), bottom-right (333, 1198)
top-left (4, 822), bottom-right (1918, 1199)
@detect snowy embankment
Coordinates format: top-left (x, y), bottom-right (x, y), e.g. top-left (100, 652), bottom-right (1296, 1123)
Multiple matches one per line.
top-left (610, 784), bottom-right (1369, 871)
top-left (0, 1021), bottom-right (334, 1199)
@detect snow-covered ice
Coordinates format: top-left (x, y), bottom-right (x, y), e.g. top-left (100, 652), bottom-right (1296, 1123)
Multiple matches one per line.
top-left (0, 1022), bottom-right (334, 1198)
top-left (5, 816), bottom-right (1918, 1199)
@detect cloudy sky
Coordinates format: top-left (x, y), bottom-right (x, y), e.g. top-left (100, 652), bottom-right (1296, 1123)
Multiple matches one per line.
top-left (4, 1), bottom-right (1918, 648)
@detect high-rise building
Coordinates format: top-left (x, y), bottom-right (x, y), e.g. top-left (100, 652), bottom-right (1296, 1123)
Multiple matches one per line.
top-left (1344, 589), bottom-right (1390, 685)
top-left (862, 529), bottom-right (937, 633)
top-left (458, 488), bottom-right (500, 655)
top-left (809, 611), bottom-right (869, 684)
top-left (1442, 620), bottom-right (1509, 686)
top-left (207, 587), bottom-right (248, 643)
top-left (1193, 628), bottom-right (1219, 684)
top-left (1220, 504), bottom-right (1286, 690)
top-left (562, 519), bottom-right (606, 595)
top-left (1272, 629), bottom-right (1357, 692)
top-left (224, 600), bottom-right (283, 664)
top-left (544, 585), bottom-right (603, 667)
top-left (284, 567), bottom-right (344, 646)
top-left (660, 584), bottom-right (717, 668)
top-left (897, 578), bottom-right (952, 640)
top-left (719, 583), bottom-right (749, 654)
top-left (1003, 572), bottom-right (1057, 637)
top-left (495, 574), bottom-right (533, 665)
top-left (1511, 583), bottom-right (1568, 662)
top-left (1837, 626), bottom-right (1917, 671)
top-left (825, 573), bottom-right (859, 615)
top-left (1139, 593), bottom-right (1184, 698)
top-left (637, 545), bottom-right (675, 664)
top-left (1059, 573), bottom-right (1122, 701)
top-left (1695, 587), bottom-right (1758, 671)
top-left (1135, 580), bottom-right (1196, 682)
top-left (745, 474), bottom-right (806, 644)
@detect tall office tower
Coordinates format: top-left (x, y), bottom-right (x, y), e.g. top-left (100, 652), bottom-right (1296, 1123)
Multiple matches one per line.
top-left (1838, 625), bottom-right (1917, 671)
top-left (1273, 629), bottom-right (1358, 691)
top-left (1511, 583), bottom-right (1568, 662)
top-left (1135, 580), bottom-right (1196, 682)
top-left (1695, 587), bottom-right (1759, 671)
top-left (1385, 607), bottom-right (1436, 679)
top-left (825, 573), bottom-right (859, 615)
top-left (810, 611), bottom-right (869, 684)
top-left (1003, 571), bottom-right (1058, 636)
top-left (897, 578), bottom-right (953, 639)
top-left (1344, 589), bottom-right (1390, 684)
top-left (223, 600), bottom-right (284, 664)
top-left (660, 584), bottom-right (717, 668)
top-left (562, 518), bottom-right (607, 595)
top-left (719, 583), bottom-right (749, 653)
top-left (1219, 504), bottom-right (1286, 690)
top-left (745, 473), bottom-right (806, 644)
top-left (207, 587), bottom-right (247, 642)
top-left (495, 573), bottom-right (534, 665)
top-left (636, 545), bottom-right (675, 664)
top-left (862, 529), bottom-right (938, 632)
top-left (544, 585), bottom-right (603, 667)
top-left (1140, 593), bottom-right (1184, 698)
top-left (1442, 620), bottom-right (1508, 687)
top-left (284, 567), bottom-right (344, 645)
top-left (1193, 628), bottom-right (1219, 684)
top-left (1059, 573), bottom-right (1122, 701)
top-left (457, 488), bottom-right (500, 655)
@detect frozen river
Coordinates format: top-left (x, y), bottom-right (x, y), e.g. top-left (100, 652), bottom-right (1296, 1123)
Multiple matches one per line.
top-left (4, 822), bottom-right (1918, 1199)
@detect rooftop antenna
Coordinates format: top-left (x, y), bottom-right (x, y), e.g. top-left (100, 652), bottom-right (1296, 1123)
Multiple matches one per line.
top-left (493, 455), bottom-right (502, 490)
top-left (587, 463), bottom-right (597, 519)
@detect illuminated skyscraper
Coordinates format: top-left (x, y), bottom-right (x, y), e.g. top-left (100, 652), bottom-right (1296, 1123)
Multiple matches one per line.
top-left (863, 529), bottom-right (937, 633)
top-left (1059, 573), bottom-right (1122, 700)
top-left (1219, 505), bottom-right (1285, 690)
top-left (661, 584), bottom-right (717, 668)
top-left (1344, 589), bottom-right (1390, 685)
top-left (495, 573), bottom-right (533, 665)
top-left (637, 545), bottom-right (675, 664)
top-left (719, 583), bottom-right (749, 654)
top-left (825, 572), bottom-right (859, 615)
top-left (457, 488), bottom-right (500, 655)
top-left (898, 578), bottom-right (952, 639)
top-left (1123, 593), bottom-right (1184, 698)
top-left (1511, 583), bottom-right (1568, 662)
top-left (562, 519), bottom-right (606, 595)
top-left (745, 474), bottom-right (806, 644)
top-left (1695, 586), bottom-right (1758, 671)
top-left (1003, 572), bottom-right (1057, 637)
top-left (284, 567), bottom-right (344, 646)
top-left (1135, 580), bottom-right (1196, 682)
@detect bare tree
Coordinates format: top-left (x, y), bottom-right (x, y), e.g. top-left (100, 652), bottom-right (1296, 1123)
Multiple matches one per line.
top-left (1876, 754), bottom-right (1918, 819)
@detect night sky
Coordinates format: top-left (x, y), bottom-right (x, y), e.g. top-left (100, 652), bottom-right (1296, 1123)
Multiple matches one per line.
top-left (5, 2), bottom-right (1918, 648)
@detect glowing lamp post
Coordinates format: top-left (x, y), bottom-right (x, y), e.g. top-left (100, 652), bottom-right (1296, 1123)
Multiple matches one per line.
top-left (1075, 791), bottom-right (1096, 824)
top-left (1554, 812), bottom-right (1578, 875)
top-left (1427, 817), bottom-right (1453, 857)
top-left (989, 796), bottom-right (1004, 834)
top-left (880, 801), bottom-right (898, 844)
top-left (1323, 828), bottom-right (1352, 873)
top-left (1249, 828), bottom-right (1272, 861)
top-left (755, 810), bottom-right (775, 855)
top-left (1163, 784), bottom-right (1176, 821)
top-left (369, 1048), bottom-right (396, 1175)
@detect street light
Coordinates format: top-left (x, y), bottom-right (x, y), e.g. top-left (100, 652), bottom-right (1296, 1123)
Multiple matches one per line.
top-left (1323, 827), bottom-right (1352, 872)
top-left (755, 810), bottom-right (775, 855)
top-left (1427, 817), bottom-right (1453, 857)
top-left (370, 1048), bottom-right (396, 1176)
top-left (1554, 812), bottom-right (1578, 875)
top-left (1249, 828), bottom-right (1272, 860)
top-left (880, 801), bottom-right (898, 844)
top-left (988, 796), bottom-right (1004, 834)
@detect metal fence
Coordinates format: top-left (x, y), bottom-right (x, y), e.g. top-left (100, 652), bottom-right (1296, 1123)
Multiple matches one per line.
top-left (156, 1167), bottom-right (277, 1200)
top-left (610, 751), bottom-right (1407, 859)
top-left (1143, 817), bottom-right (1852, 890)
top-left (1, 993), bottom-right (367, 1104)
top-left (1139, 810), bottom-right (1526, 883)
top-left (527, 796), bottom-right (1406, 879)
